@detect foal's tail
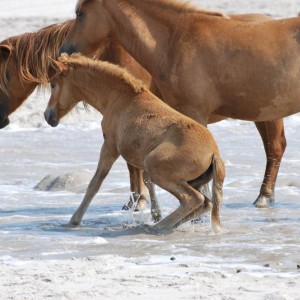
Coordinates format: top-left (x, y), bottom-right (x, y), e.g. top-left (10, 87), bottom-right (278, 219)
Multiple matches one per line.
top-left (210, 153), bottom-right (225, 234)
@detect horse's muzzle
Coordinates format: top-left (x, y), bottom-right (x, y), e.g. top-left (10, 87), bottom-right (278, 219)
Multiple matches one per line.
top-left (44, 108), bottom-right (59, 127)
top-left (0, 116), bottom-right (9, 129)
top-left (59, 44), bottom-right (78, 56)
top-left (0, 105), bottom-right (9, 129)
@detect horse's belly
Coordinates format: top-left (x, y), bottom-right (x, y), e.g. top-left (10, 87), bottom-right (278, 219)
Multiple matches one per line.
top-left (216, 95), bottom-right (300, 121)
top-left (256, 102), bottom-right (300, 121)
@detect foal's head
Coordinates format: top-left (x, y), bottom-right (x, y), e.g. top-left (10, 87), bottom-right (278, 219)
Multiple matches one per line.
top-left (44, 57), bottom-right (79, 127)
top-left (60, 0), bottom-right (110, 56)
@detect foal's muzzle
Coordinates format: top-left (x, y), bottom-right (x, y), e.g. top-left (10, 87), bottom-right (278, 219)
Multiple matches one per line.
top-left (44, 108), bottom-right (59, 127)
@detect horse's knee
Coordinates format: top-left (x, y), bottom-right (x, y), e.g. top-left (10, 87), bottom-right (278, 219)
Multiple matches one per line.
top-left (278, 135), bottom-right (287, 155)
top-left (272, 136), bottom-right (286, 161)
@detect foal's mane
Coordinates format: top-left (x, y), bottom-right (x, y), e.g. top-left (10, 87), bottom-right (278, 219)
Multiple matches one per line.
top-left (60, 53), bottom-right (146, 94)
top-left (0, 20), bottom-right (73, 95)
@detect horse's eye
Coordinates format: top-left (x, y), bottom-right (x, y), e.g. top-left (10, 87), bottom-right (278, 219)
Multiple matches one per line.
top-left (76, 10), bottom-right (84, 18)
top-left (50, 83), bottom-right (55, 89)
top-left (5, 70), bottom-right (9, 82)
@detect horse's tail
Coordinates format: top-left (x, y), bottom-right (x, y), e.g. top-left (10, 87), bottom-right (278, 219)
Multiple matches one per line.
top-left (210, 153), bottom-right (225, 234)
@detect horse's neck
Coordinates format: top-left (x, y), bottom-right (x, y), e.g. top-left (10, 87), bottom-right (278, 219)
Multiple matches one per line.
top-left (105, 0), bottom-right (174, 77)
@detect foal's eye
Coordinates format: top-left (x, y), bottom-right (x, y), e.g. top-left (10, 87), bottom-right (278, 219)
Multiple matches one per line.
top-left (76, 10), bottom-right (84, 18)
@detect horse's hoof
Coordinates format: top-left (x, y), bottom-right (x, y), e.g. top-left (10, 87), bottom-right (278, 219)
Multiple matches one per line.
top-left (122, 204), bottom-right (130, 211)
top-left (66, 222), bottom-right (80, 228)
top-left (253, 195), bottom-right (274, 208)
top-left (122, 199), bottom-right (134, 210)
top-left (69, 217), bottom-right (81, 227)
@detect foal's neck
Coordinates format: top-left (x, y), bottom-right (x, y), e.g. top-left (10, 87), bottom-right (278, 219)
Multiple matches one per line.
top-left (70, 63), bottom-right (143, 114)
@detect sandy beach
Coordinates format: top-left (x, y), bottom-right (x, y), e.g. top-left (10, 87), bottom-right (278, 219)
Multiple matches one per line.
top-left (1, 0), bottom-right (300, 299)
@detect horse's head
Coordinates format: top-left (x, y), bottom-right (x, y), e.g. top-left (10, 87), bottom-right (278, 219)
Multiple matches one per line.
top-left (0, 42), bottom-right (37, 129)
top-left (44, 56), bottom-right (77, 127)
top-left (60, 0), bottom-right (111, 56)
top-left (0, 44), bottom-right (13, 128)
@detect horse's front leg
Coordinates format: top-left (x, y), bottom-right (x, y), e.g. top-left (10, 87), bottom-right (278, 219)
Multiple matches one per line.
top-left (253, 119), bottom-right (286, 207)
top-left (69, 142), bottom-right (119, 226)
top-left (122, 164), bottom-right (148, 211)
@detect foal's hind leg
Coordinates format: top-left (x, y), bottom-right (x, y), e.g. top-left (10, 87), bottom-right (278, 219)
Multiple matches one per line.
top-left (174, 196), bottom-right (212, 228)
top-left (151, 180), bottom-right (206, 232)
top-left (69, 142), bottom-right (119, 226)
top-left (122, 164), bottom-right (148, 211)
top-left (253, 119), bottom-right (286, 208)
top-left (143, 171), bottom-right (162, 222)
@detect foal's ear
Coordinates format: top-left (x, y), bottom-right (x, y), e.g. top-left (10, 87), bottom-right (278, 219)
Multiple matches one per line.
top-left (49, 57), bottom-right (69, 76)
top-left (0, 45), bottom-right (12, 61)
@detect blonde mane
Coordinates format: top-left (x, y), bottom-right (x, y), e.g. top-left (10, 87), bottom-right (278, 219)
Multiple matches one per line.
top-left (60, 53), bottom-right (147, 94)
top-left (0, 20), bottom-right (73, 95)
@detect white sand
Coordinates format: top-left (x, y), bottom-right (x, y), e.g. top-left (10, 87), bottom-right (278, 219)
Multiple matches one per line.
top-left (1, 0), bottom-right (300, 299)
top-left (1, 255), bottom-right (299, 300)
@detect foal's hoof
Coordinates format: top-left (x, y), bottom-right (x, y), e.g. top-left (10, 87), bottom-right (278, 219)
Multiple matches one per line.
top-left (134, 198), bottom-right (147, 211)
top-left (253, 195), bottom-right (274, 208)
top-left (151, 209), bottom-right (162, 223)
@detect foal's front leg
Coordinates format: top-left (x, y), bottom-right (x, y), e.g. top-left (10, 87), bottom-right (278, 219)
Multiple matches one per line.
top-left (122, 164), bottom-right (148, 211)
top-left (69, 142), bottom-right (119, 226)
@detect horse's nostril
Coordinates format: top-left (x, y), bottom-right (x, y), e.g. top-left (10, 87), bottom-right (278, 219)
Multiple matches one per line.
top-left (0, 109), bottom-right (4, 120)
top-left (0, 115), bottom-right (10, 129)
top-left (59, 44), bottom-right (78, 56)
top-left (44, 109), bottom-right (59, 127)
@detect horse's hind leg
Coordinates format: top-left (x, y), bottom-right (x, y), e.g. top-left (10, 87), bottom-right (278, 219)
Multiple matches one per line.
top-left (253, 119), bottom-right (286, 208)
top-left (69, 142), bottom-right (119, 226)
top-left (122, 164), bottom-right (148, 211)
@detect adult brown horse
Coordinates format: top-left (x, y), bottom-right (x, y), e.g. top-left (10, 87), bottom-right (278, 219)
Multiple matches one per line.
top-left (60, 0), bottom-right (297, 209)
top-left (44, 53), bottom-right (225, 233)
top-left (0, 11), bottom-right (285, 222)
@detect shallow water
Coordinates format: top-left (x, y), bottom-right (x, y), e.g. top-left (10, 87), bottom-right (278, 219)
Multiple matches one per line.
top-left (1, 0), bottom-right (300, 279)
top-left (1, 118), bottom-right (300, 276)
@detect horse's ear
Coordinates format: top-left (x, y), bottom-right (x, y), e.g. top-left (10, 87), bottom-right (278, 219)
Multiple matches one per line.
top-left (0, 45), bottom-right (12, 61)
top-left (49, 57), bottom-right (69, 76)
